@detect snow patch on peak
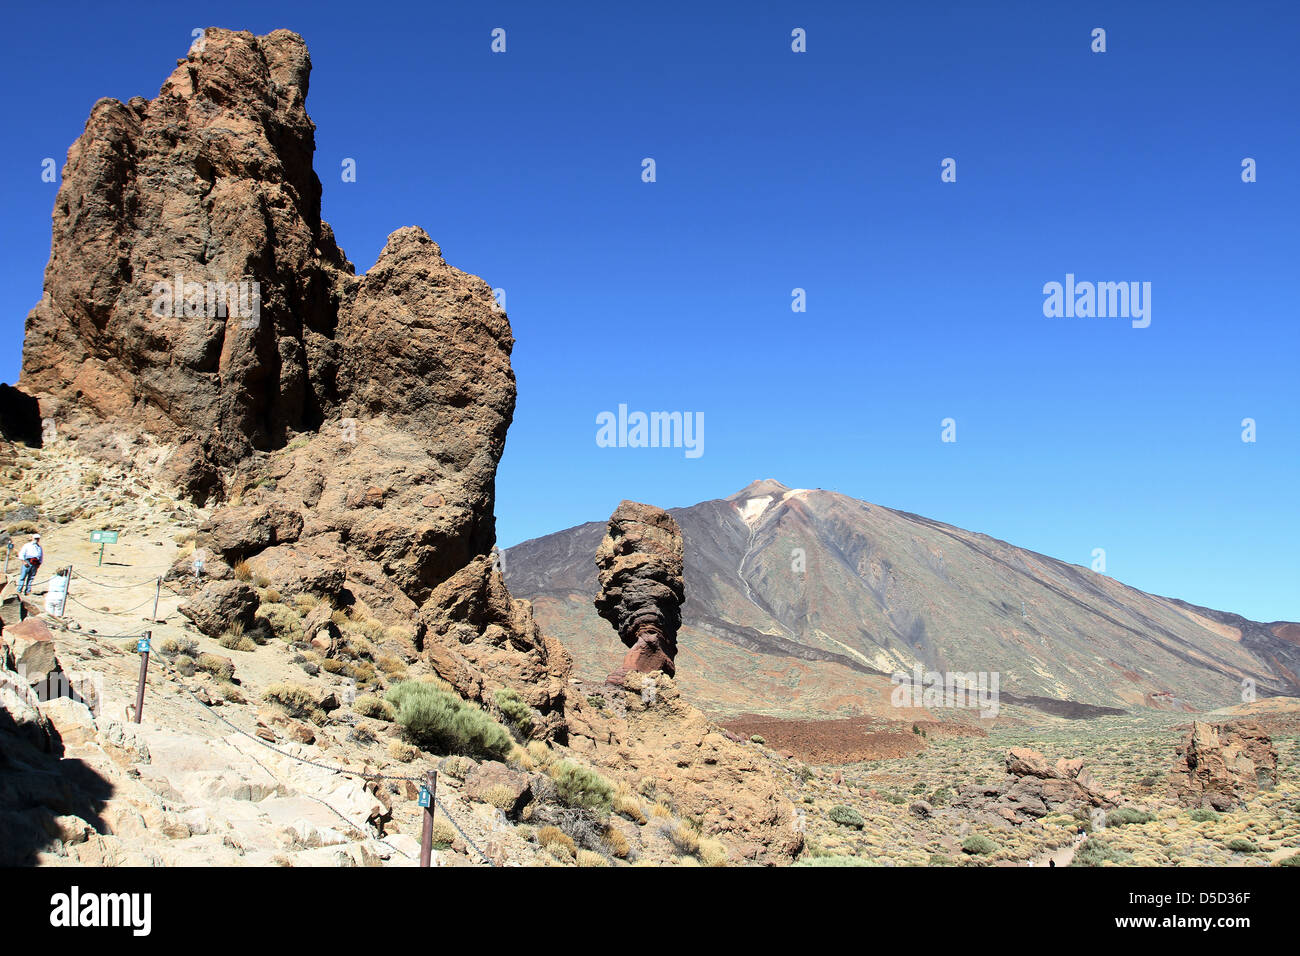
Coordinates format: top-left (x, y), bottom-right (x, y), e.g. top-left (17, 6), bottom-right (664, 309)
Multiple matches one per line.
top-left (737, 495), bottom-right (774, 526)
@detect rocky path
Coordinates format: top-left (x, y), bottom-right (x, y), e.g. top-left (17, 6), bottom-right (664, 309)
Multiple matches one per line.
top-left (1025, 832), bottom-right (1088, 868)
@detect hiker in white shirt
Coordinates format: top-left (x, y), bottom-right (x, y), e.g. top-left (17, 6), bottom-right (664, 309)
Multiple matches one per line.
top-left (17, 534), bottom-right (42, 594)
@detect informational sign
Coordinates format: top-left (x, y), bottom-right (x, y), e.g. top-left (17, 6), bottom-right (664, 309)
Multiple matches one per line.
top-left (136, 637), bottom-right (151, 654)
top-left (91, 530), bottom-right (119, 566)
top-left (417, 786), bottom-right (431, 808)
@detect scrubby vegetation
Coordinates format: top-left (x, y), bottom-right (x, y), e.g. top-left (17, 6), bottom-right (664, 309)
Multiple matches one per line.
top-left (494, 687), bottom-right (534, 737)
top-left (828, 805), bottom-right (864, 829)
top-left (385, 681), bottom-right (513, 760)
top-left (961, 834), bottom-right (997, 855)
top-left (263, 683), bottom-right (325, 723)
top-left (549, 759), bottom-right (614, 812)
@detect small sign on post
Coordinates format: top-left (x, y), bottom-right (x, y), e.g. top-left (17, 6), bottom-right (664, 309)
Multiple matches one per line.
top-left (133, 632), bottom-right (151, 724)
top-left (418, 769), bottom-right (438, 867)
top-left (90, 530), bottom-right (119, 567)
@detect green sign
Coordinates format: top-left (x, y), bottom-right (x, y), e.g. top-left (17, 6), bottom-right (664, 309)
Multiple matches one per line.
top-left (90, 530), bottom-right (119, 544)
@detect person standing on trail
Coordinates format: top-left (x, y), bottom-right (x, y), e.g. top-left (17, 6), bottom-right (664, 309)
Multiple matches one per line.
top-left (17, 533), bottom-right (43, 594)
top-left (45, 566), bottom-right (69, 616)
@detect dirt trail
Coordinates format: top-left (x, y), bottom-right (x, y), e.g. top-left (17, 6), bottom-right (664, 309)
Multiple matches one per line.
top-left (1026, 832), bottom-right (1088, 867)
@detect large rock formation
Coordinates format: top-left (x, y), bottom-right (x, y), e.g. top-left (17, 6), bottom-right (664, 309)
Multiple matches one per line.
top-left (18, 28), bottom-right (516, 624)
top-left (950, 747), bottom-right (1117, 827)
top-left (593, 501), bottom-right (685, 681)
top-left (1167, 720), bottom-right (1278, 811)
top-left (20, 29), bottom-right (353, 500)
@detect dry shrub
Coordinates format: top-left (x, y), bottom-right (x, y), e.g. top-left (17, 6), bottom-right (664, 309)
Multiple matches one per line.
top-left (537, 826), bottom-right (576, 857)
top-left (263, 683), bottom-right (325, 723)
top-left (388, 740), bottom-right (419, 763)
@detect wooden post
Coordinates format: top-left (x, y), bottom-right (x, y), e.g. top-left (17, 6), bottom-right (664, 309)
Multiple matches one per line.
top-left (63, 564), bottom-right (72, 616)
top-left (98, 541), bottom-right (106, 566)
top-left (152, 577), bottom-right (162, 621)
top-left (133, 631), bottom-right (151, 724)
top-left (419, 769), bottom-right (438, 867)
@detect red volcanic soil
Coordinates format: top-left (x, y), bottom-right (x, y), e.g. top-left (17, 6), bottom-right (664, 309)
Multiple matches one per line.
top-left (720, 714), bottom-right (986, 764)
top-left (1272, 623), bottom-right (1300, 645)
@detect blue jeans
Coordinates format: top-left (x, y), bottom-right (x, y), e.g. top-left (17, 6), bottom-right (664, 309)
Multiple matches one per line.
top-left (18, 562), bottom-right (38, 594)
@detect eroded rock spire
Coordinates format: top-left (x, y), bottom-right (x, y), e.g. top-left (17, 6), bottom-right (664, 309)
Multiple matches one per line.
top-left (594, 501), bottom-right (685, 681)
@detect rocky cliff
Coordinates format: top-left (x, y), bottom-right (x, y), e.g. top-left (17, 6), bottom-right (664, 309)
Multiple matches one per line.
top-left (17, 28), bottom-right (515, 627)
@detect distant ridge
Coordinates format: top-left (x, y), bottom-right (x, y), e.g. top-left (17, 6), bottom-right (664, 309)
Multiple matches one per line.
top-left (505, 482), bottom-right (1299, 719)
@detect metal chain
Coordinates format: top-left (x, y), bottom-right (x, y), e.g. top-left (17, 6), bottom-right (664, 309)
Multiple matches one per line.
top-left (156, 665), bottom-right (497, 865)
top-left (66, 593), bottom-right (159, 615)
top-left (432, 793), bottom-right (498, 867)
top-left (46, 621), bottom-right (151, 641)
top-left (71, 570), bottom-right (164, 589)
top-left (221, 732), bottom-right (412, 862)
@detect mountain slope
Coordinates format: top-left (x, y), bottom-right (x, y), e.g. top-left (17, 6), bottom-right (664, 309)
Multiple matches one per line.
top-left (504, 480), bottom-right (1299, 718)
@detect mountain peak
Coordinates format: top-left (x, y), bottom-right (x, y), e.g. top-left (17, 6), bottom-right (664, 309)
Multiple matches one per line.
top-left (726, 479), bottom-right (790, 502)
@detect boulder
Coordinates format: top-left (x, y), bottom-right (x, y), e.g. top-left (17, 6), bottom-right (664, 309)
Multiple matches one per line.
top-left (951, 747), bottom-right (1115, 825)
top-left (1, 618), bottom-right (61, 688)
top-left (1006, 747), bottom-right (1054, 779)
top-left (464, 762), bottom-right (532, 817)
top-left (0, 671), bottom-right (54, 752)
top-left (302, 604), bottom-right (340, 654)
top-left (179, 581), bottom-right (260, 638)
top-left (246, 545), bottom-right (344, 599)
top-left (200, 503), bottom-right (303, 561)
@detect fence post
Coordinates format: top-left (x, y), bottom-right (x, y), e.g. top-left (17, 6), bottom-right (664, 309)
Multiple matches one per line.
top-left (152, 577), bottom-right (162, 621)
top-left (133, 631), bottom-right (151, 724)
top-left (63, 564), bottom-right (72, 617)
top-left (419, 769), bottom-right (438, 867)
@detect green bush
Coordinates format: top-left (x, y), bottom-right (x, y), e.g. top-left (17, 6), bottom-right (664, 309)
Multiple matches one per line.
top-left (549, 759), bottom-right (613, 812)
top-left (1071, 838), bottom-right (1133, 866)
top-left (1225, 838), bottom-right (1258, 854)
top-left (750, 735), bottom-right (766, 745)
top-left (1106, 807), bottom-right (1156, 828)
top-left (828, 805), bottom-right (864, 829)
top-left (961, 835), bottom-right (997, 855)
top-left (385, 681), bottom-right (513, 760)
top-left (260, 603), bottom-right (304, 643)
top-left (1276, 852), bottom-right (1300, 867)
top-left (494, 687), bottom-right (534, 736)
top-left (1188, 808), bottom-right (1220, 823)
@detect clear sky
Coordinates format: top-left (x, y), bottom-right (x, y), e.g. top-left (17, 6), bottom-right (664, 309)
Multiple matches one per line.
top-left (0, 1), bottom-right (1295, 622)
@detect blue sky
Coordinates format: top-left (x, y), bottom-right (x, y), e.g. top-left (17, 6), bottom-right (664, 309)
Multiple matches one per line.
top-left (1, 2), bottom-right (1295, 621)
